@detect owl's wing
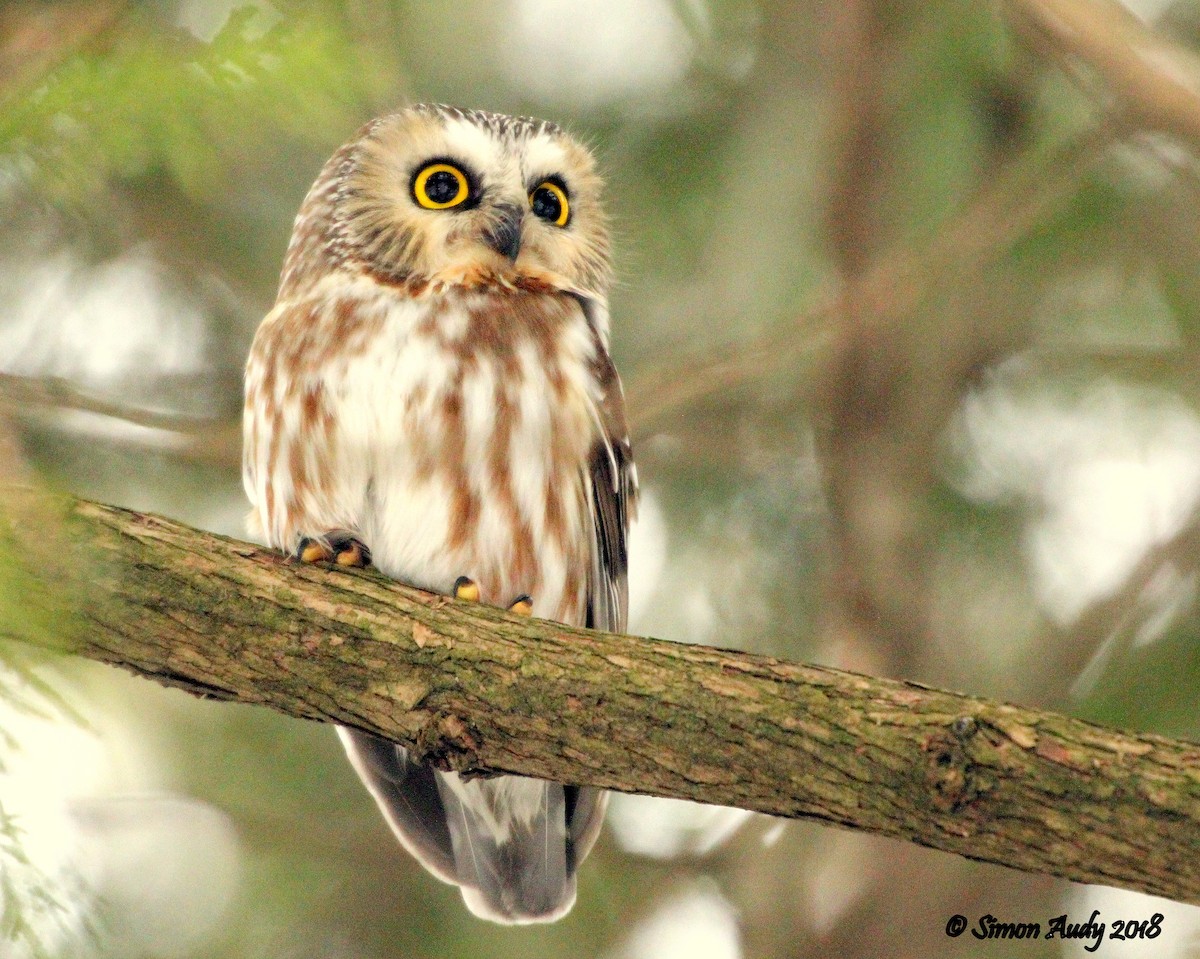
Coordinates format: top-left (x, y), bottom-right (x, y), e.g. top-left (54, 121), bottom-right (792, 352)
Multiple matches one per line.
top-left (585, 434), bottom-right (636, 635)
top-left (336, 727), bottom-right (458, 883)
top-left (567, 336), bottom-right (638, 866)
top-left (584, 327), bottom-right (638, 637)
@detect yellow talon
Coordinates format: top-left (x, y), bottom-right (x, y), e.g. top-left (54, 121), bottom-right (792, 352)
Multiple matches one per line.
top-left (454, 576), bottom-right (481, 602)
top-left (296, 532), bottom-right (369, 567)
top-left (508, 595), bottom-right (533, 617)
top-left (299, 540), bottom-right (332, 564)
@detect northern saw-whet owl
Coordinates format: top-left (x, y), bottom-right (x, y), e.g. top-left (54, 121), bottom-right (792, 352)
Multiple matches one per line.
top-left (242, 104), bottom-right (636, 923)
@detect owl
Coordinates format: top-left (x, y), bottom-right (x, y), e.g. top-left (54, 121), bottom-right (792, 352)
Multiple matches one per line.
top-left (242, 104), bottom-right (636, 923)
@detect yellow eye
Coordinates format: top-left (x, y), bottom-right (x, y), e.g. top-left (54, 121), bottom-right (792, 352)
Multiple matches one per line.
top-left (412, 162), bottom-right (470, 210)
top-left (529, 180), bottom-right (570, 227)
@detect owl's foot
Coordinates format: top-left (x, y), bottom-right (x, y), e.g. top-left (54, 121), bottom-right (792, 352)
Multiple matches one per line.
top-left (507, 595), bottom-right (533, 616)
top-left (295, 530), bottom-right (371, 568)
top-left (451, 578), bottom-right (532, 615)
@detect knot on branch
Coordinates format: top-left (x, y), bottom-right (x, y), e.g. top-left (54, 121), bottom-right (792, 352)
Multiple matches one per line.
top-left (924, 715), bottom-right (988, 816)
top-left (414, 710), bottom-right (487, 775)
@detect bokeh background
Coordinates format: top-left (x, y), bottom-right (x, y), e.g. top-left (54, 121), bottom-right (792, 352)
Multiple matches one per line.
top-left (4, 0), bottom-right (1200, 956)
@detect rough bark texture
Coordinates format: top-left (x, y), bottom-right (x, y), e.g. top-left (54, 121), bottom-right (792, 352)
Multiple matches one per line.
top-left (12, 490), bottom-right (1200, 905)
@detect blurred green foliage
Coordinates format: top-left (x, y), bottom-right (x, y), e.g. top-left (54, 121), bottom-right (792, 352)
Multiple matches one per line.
top-left (3, 9), bottom-right (369, 200)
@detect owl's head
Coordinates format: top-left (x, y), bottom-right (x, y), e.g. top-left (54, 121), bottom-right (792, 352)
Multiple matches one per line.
top-left (282, 104), bottom-right (611, 298)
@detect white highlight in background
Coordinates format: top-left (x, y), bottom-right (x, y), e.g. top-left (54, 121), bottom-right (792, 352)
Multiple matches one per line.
top-left (957, 377), bottom-right (1200, 625)
top-left (628, 488), bottom-right (667, 632)
top-left (0, 247), bottom-right (208, 385)
top-left (0, 679), bottom-right (242, 957)
top-left (501, 0), bottom-right (694, 105)
top-left (618, 884), bottom-right (741, 959)
top-left (608, 793), bottom-right (753, 859)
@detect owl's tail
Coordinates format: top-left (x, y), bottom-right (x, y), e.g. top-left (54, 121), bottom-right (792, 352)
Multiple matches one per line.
top-left (436, 772), bottom-right (575, 923)
top-left (338, 727), bottom-right (606, 923)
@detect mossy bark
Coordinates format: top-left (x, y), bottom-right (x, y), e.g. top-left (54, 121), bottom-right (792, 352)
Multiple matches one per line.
top-left (12, 491), bottom-right (1200, 904)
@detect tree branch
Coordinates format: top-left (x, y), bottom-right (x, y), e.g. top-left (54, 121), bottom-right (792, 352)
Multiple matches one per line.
top-left (7, 486), bottom-right (1200, 905)
top-left (1006, 0), bottom-right (1200, 150)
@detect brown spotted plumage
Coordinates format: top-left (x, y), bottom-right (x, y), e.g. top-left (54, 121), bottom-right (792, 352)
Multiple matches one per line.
top-left (242, 105), bottom-right (636, 923)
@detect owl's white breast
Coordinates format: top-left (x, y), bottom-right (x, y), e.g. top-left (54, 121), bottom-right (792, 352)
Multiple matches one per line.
top-left (263, 274), bottom-right (602, 626)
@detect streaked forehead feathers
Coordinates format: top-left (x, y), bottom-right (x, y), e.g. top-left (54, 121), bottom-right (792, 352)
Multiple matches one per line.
top-left (412, 103), bottom-right (564, 142)
top-left (361, 104), bottom-right (584, 176)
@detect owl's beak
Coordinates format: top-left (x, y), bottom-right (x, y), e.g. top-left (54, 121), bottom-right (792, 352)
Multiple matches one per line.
top-left (484, 206), bottom-right (523, 263)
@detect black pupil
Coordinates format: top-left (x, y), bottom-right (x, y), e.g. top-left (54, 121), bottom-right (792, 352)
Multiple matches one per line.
top-left (425, 170), bottom-right (460, 204)
top-left (532, 186), bottom-right (561, 222)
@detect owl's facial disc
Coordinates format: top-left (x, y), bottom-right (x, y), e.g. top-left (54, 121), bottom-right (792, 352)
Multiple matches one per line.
top-left (334, 106), bottom-right (611, 294)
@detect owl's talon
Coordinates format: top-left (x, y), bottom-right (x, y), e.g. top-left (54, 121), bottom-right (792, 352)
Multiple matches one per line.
top-left (334, 538), bottom-right (370, 567)
top-left (507, 595), bottom-right (533, 617)
top-left (295, 530), bottom-right (371, 568)
top-left (296, 537), bottom-right (333, 564)
top-left (453, 576), bottom-right (481, 602)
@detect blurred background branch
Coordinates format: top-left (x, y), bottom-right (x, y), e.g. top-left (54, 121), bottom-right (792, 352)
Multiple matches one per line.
top-left (1007, 0), bottom-right (1200, 145)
